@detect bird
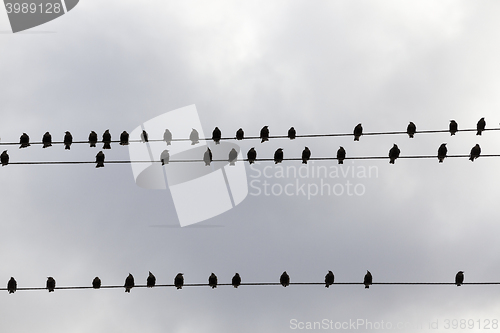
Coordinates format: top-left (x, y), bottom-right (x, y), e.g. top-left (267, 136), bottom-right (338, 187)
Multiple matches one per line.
top-left (46, 277), bottom-right (56, 292)
top-left (212, 127), bottom-right (221, 144)
top-left (469, 144), bottom-right (481, 161)
top-left (174, 273), bottom-right (184, 289)
top-left (274, 148), bottom-right (284, 164)
top-left (7, 277), bottom-right (17, 294)
top-left (288, 127), bottom-right (296, 140)
top-left (455, 271), bottom-right (464, 286)
top-left (204, 148), bottom-right (213, 166)
top-left (1, 150), bottom-right (9, 166)
top-left (160, 150), bottom-right (170, 165)
top-left (337, 146), bottom-right (346, 164)
top-left (302, 147), bottom-right (311, 164)
top-left (208, 273), bottom-right (217, 289)
top-left (236, 128), bottom-right (244, 140)
top-left (88, 131), bottom-right (98, 147)
top-left (92, 277), bottom-right (101, 289)
top-left (260, 126), bottom-right (269, 143)
top-left (119, 131), bottom-right (129, 145)
top-left (407, 122), bottom-right (416, 138)
top-left (141, 130), bottom-right (149, 143)
top-left (95, 151), bottom-right (105, 168)
top-left (232, 273), bottom-right (241, 288)
top-left (438, 143), bottom-right (447, 163)
top-left (280, 271), bottom-right (290, 287)
top-left (190, 129), bottom-right (199, 145)
top-left (477, 117), bottom-right (486, 135)
top-left (228, 148), bottom-right (238, 166)
top-left (19, 133), bottom-right (30, 148)
top-left (389, 144), bottom-right (400, 164)
top-left (449, 120), bottom-right (458, 135)
top-left (164, 129), bottom-right (172, 145)
top-left (42, 132), bottom-right (52, 148)
top-left (364, 270), bottom-right (372, 289)
top-left (102, 130), bottom-right (112, 149)
top-left (124, 273), bottom-right (134, 293)
top-left (147, 271), bottom-right (156, 288)
top-left (325, 271), bottom-right (334, 288)
top-left (353, 123), bottom-right (363, 141)
top-left (247, 148), bottom-right (257, 164)
top-left (64, 131), bottom-right (73, 150)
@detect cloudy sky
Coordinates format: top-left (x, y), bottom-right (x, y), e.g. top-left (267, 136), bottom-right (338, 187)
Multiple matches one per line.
top-left (1, 0), bottom-right (500, 332)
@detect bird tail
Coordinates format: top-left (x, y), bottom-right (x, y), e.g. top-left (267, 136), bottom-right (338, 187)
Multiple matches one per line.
top-left (354, 137), bottom-right (359, 141)
top-left (338, 160), bottom-right (343, 165)
top-left (409, 134), bottom-right (414, 138)
top-left (167, 142), bottom-right (171, 146)
top-left (96, 163), bottom-right (104, 168)
top-left (302, 160), bottom-right (307, 164)
top-left (249, 160), bottom-right (254, 164)
top-left (65, 145), bottom-right (70, 150)
top-left (90, 143), bottom-right (96, 147)
top-left (365, 285), bottom-right (369, 289)
top-left (389, 159), bottom-right (395, 164)
top-left (469, 156), bottom-right (474, 161)
top-left (477, 131), bottom-right (482, 135)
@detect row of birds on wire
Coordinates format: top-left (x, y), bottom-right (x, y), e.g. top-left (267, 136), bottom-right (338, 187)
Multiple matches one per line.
top-left (3, 271), bottom-right (468, 294)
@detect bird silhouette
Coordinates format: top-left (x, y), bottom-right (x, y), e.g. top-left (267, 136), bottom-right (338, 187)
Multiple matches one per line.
top-left (260, 126), bottom-right (269, 143)
top-left (353, 123), bottom-right (363, 141)
top-left (42, 132), bottom-right (52, 148)
top-left (19, 133), bottom-right (30, 148)
top-left (236, 128), bottom-right (244, 140)
top-left (438, 143), bottom-right (447, 163)
top-left (247, 147), bottom-right (257, 164)
top-left (232, 273), bottom-right (241, 288)
top-left (449, 120), bottom-right (458, 135)
top-left (204, 148), bottom-right (213, 166)
top-left (92, 277), bottom-right (101, 289)
top-left (302, 147), bottom-right (311, 164)
top-left (124, 273), bottom-right (134, 293)
top-left (274, 148), bottom-right (284, 164)
top-left (337, 146), bottom-right (346, 164)
top-left (46, 277), bottom-right (56, 292)
top-left (174, 273), bottom-right (184, 289)
top-left (407, 122), bottom-right (416, 138)
top-left (208, 273), bottom-right (218, 289)
top-left (88, 131), bottom-right (98, 147)
top-left (164, 129), bottom-right (172, 145)
top-left (477, 117), bottom-right (486, 135)
top-left (325, 271), bottom-right (334, 288)
top-left (228, 148), bottom-right (238, 166)
top-left (288, 127), bottom-right (296, 140)
top-left (364, 271), bottom-right (372, 289)
top-left (212, 127), bottom-right (221, 144)
top-left (389, 144), bottom-right (400, 164)
top-left (160, 150), bottom-right (170, 165)
top-left (64, 131), bottom-right (73, 150)
top-left (147, 271), bottom-right (156, 288)
top-left (102, 130), bottom-right (111, 149)
top-left (469, 144), bottom-right (481, 161)
top-left (280, 271), bottom-right (290, 287)
top-left (119, 131), bottom-right (129, 145)
top-left (7, 277), bottom-right (17, 294)
top-left (190, 129), bottom-right (199, 145)
top-left (95, 151), bottom-right (105, 168)
top-left (455, 271), bottom-right (464, 286)
top-left (141, 130), bottom-right (149, 143)
top-left (1, 150), bottom-right (9, 166)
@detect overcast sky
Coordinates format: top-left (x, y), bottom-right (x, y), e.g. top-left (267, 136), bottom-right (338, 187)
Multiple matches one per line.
top-left (1, 1), bottom-right (500, 332)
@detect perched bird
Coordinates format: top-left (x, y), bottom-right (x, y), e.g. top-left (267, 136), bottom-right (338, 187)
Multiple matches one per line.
top-left (147, 271), bottom-right (156, 288)
top-left (455, 271), bottom-right (464, 286)
top-left (46, 277), bottom-right (56, 292)
top-left (389, 144), bottom-right (400, 164)
top-left (247, 147), bottom-right (257, 164)
top-left (212, 127), bottom-right (221, 144)
top-left (232, 273), bottom-right (241, 288)
top-left (438, 143), bottom-right (447, 163)
top-left (469, 144), bottom-right (481, 161)
top-left (174, 273), bottom-right (184, 289)
top-left (119, 131), bottom-right (129, 145)
top-left (124, 273), bottom-right (134, 293)
top-left (208, 273), bottom-right (218, 289)
top-left (353, 123), bottom-right (363, 141)
top-left (325, 271), bottom-right (335, 288)
top-left (337, 146), bottom-right (346, 165)
top-left (19, 133), bottom-right (30, 148)
top-left (280, 271), bottom-right (290, 287)
top-left (102, 129), bottom-right (112, 149)
top-left (160, 150), bottom-right (170, 165)
top-left (260, 126), bottom-right (269, 143)
top-left (407, 122), bottom-right (416, 138)
top-left (63, 131), bottom-right (73, 150)
top-left (228, 148), bottom-right (238, 166)
top-left (364, 271), bottom-right (372, 289)
top-left (302, 147), bottom-right (311, 164)
top-left (204, 148), bottom-right (213, 166)
top-left (141, 130), bottom-right (149, 143)
top-left (7, 277), bottom-right (17, 294)
top-left (88, 131), bottom-right (98, 147)
top-left (42, 132), bottom-right (52, 148)
top-left (95, 151), bottom-right (105, 168)
top-left (477, 117), bottom-right (486, 135)
top-left (92, 277), bottom-right (101, 289)
top-left (236, 128), bottom-right (244, 140)
top-left (274, 148), bottom-right (284, 164)
top-left (164, 129), bottom-right (172, 145)
top-left (190, 129), bottom-right (199, 145)
top-left (1, 150), bottom-right (9, 166)
top-left (449, 120), bottom-right (458, 135)
top-left (288, 127), bottom-right (296, 140)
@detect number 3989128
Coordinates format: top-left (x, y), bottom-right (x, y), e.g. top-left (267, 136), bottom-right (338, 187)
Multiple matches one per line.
top-left (5, 3), bottom-right (62, 14)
